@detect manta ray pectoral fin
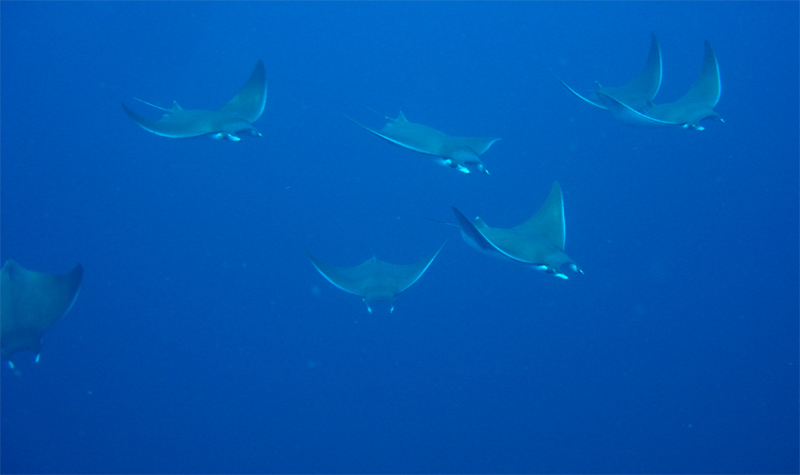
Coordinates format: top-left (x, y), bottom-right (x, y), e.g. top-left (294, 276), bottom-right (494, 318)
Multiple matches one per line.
top-left (218, 59), bottom-right (268, 123)
top-left (675, 40), bottom-right (721, 108)
top-left (459, 137), bottom-right (501, 156)
top-left (621, 32), bottom-right (663, 101)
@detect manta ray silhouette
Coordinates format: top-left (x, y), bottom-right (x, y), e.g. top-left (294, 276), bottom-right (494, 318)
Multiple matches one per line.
top-left (307, 243), bottom-right (444, 313)
top-left (1, 260), bottom-right (83, 368)
top-left (453, 182), bottom-right (582, 279)
top-left (349, 112), bottom-right (499, 175)
top-left (122, 60), bottom-right (268, 141)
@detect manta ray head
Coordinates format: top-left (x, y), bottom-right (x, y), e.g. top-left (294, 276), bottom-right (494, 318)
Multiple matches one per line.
top-left (210, 117), bottom-right (262, 141)
top-left (442, 147), bottom-right (489, 175)
top-left (534, 262), bottom-right (582, 280)
top-left (682, 109), bottom-right (725, 130)
top-left (363, 290), bottom-right (397, 314)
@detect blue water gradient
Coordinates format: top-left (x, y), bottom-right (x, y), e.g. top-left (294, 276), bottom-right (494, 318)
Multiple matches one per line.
top-left (1, 2), bottom-right (797, 473)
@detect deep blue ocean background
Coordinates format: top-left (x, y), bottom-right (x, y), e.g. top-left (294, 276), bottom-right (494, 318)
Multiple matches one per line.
top-left (2, 2), bottom-right (798, 473)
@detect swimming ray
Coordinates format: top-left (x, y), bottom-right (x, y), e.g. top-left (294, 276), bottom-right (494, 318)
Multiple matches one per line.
top-left (307, 243), bottom-right (444, 313)
top-left (597, 40), bottom-right (723, 130)
top-left (122, 60), bottom-right (267, 141)
top-left (452, 182), bottom-right (582, 279)
top-left (1, 260), bottom-right (83, 368)
top-left (349, 112), bottom-right (499, 175)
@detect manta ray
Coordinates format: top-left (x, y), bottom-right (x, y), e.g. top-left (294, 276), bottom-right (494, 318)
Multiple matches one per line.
top-left (1, 260), bottom-right (83, 368)
top-left (307, 244), bottom-right (444, 313)
top-left (557, 32), bottom-right (663, 114)
top-left (596, 40), bottom-right (723, 130)
top-left (349, 112), bottom-right (500, 175)
top-left (452, 181), bottom-right (582, 279)
top-left (122, 60), bottom-right (267, 141)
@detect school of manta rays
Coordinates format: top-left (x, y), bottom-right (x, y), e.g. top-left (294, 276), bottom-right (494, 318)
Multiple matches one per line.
top-left (1, 33), bottom-right (723, 368)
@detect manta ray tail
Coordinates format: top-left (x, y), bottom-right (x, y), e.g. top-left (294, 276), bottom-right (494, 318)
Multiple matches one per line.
top-left (364, 106), bottom-right (390, 120)
top-left (132, 97), bottom-right (171, 112)
top-left (422, 216), bottom-right (459, 228)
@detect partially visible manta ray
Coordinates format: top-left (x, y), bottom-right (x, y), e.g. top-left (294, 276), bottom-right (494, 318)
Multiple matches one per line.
top-left (1, 260), bottom-right (83, 369)
top-left (122, 60), bottom-right (267, 141)
top-left (596, 40), bottom-right (723, 130)
top-left (349, 111), bottom-right (500, 175)
top-left (557, 32), bottom-right (663, 115)
top-left (307, 243), bottom-right (445, 313)
top-left (452, 181), bottom-right (582, 279)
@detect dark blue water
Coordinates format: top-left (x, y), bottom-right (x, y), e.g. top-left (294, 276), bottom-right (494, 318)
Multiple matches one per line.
top-left (2, 2), bottom-right (798, 473)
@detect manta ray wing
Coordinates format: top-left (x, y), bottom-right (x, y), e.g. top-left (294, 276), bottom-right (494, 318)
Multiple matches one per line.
top-left (306, 251), bottom-right (371, 297)
top-left (612, 32), bottom-right (663, 107)
top-left (512, 181), bottom-right (566, 249)
top-left (455, 137), bottom-right (502, 156)
top-left (382, 243), bottom-right (444, 294)
top-left (674, 40), bottom-right (721, 108)
top-left (0, 260), bottom-right (83, 362)
top-left (217, 59), bottom-right (268, 123)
